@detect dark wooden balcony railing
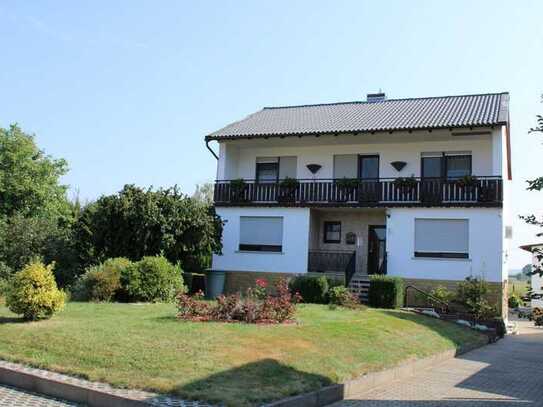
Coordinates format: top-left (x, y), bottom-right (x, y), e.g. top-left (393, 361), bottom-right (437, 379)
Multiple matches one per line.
top-left (213, 177), bottom-right (503, 207)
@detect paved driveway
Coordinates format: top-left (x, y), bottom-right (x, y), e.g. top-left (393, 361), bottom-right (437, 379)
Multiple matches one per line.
top-left (329, 320), bottom-right (543, 406)
top-left (0, 383), bottom-right (80, 406)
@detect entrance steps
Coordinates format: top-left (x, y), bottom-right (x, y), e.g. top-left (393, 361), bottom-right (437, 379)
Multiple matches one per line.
top-left (348, 274), bottom-right (370, 303)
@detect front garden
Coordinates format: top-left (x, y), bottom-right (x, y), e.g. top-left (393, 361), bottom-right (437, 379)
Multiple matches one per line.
top-left (0, 301), bottom-right (487, 406)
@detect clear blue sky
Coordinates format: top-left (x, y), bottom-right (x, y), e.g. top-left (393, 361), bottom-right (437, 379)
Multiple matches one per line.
top-left (1, 1), bottom-right (542, 270)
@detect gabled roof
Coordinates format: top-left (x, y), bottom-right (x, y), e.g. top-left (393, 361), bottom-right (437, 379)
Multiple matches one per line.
top-left (206, 92), bottom-right (509, 141)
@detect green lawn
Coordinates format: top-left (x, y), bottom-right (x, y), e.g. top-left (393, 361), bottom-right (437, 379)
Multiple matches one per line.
top-left (0, 302), bottom-right (487, 406)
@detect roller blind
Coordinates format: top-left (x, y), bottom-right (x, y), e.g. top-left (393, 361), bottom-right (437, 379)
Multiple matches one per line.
top-left (240, 217), bottom-right (283, 246)
top-left (415, 219), bottom-right (469, 254)
top-left (334, 154), bottom-right (358, 178)
top-left (279, 156), bottom-right (297, 179)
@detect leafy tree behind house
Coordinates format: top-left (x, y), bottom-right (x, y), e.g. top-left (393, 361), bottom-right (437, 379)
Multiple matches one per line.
top-left (74, 184), bottom-right (223, 273)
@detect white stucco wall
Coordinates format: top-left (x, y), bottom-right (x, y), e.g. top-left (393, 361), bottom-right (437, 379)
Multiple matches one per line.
top-left (216, 128), bottom-right (502, 180)
top-left (212, 207), bottom-right (310, 273)
top-left (386, 207), bottom-right (504, 282)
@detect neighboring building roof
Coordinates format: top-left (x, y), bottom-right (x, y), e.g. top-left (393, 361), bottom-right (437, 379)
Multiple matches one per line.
top-left (206, 92), bottom-right (509, 141)
top-left (520, 243), bottom-right (543, 252)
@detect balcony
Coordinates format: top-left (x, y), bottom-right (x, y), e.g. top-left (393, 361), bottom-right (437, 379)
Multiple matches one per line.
top-left (213, 177), bottom-right (503, 208)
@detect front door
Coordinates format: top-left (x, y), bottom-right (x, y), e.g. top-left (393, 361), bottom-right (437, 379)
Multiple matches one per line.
top-left (367, 225), bottom-right (386, 275)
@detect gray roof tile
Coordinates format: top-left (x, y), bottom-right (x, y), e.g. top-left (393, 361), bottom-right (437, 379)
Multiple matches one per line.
top-left (206, 92), bottom-right (509, 140)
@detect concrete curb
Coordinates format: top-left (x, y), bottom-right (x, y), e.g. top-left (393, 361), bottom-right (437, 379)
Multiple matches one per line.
top-left (0, 365), bottom-right (148, 407)
top-left (263, 341), bottom-right (486, 407)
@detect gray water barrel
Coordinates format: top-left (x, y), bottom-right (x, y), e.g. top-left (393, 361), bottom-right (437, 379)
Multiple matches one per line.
top-left (205, 270), bottom-right (225, 299)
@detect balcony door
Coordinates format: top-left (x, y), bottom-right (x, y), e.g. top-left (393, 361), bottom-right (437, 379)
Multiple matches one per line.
top-left (358, 155), bottom-right (379, 180)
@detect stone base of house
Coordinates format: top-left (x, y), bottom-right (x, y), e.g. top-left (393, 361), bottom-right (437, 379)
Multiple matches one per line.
top-left (223, 271), bottom-right (297, 295)
top-left (402, 277), bottom-right (508, 316)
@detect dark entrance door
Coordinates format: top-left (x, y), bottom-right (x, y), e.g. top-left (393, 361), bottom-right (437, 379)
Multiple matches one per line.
top-left (367, 225), bottom-right (386, 275)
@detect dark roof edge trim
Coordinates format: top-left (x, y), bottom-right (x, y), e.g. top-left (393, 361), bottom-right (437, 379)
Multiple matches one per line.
top-left (205, 122), bottom-right (508, 142)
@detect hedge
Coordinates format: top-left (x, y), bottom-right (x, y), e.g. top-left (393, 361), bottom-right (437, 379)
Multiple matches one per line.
top-left (289, 275), bottom-right (329, 304)
top-left (368, 275), bottom-right (404, 308)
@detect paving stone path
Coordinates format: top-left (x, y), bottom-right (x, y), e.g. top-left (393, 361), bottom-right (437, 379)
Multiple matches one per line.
top-left (329, 319), bottom-right (543, 407)
top-left (0, 383), bottom-right (80, 406)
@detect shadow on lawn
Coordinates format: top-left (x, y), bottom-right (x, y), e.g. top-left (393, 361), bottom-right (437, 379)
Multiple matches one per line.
top-left (0, 316), bottom-right (27, 324)
top-left (379, 310), bottom-right (487, 352)
top-left (164, 358), bottom-right (332, 407)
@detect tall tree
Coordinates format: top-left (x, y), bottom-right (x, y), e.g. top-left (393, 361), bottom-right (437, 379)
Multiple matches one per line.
top-left (521, 97), bottom-right (543, 279)
top-left (0, 124), bottom-right (70, 219)
top-left (0, 124), bottom-right (77, 284)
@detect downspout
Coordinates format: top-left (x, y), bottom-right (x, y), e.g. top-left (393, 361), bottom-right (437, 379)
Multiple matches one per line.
top-left (205, 138), bottom-right (219, 160)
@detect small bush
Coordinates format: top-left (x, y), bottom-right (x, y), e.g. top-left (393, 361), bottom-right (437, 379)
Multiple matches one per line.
top-left (457, 277), bottom-right (497, 320)
top-left (124, 256), bottom-right (184, 302)
top-left (73, 257), bottom-right (130, 301)
top-left (494, 317), bottom-right (506, 338)
top-left (429, 285), bottom-right (455, 303)
top-left (289, 276), bottom-right (328, 304)
top-left (6, 261), bottom-right (65, 320)
top-left (368, 275), bottom-right (404, 309)
top-left (328, 286), bottom-right (359, 309)
top-left (508, 294), bottom-right (523, 309)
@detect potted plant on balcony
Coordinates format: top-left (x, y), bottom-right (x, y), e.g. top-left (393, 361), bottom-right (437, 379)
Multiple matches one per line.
top-left (456, 175), bottom-right (479, 188)
top-left (393, 176), bottom-right (417, 195)
top-left (336, 177), bottom-right (359, 201)
top-left (230, 178), bottom-right (248, 202)
top-left (277, 177), bottom-right (299, 203)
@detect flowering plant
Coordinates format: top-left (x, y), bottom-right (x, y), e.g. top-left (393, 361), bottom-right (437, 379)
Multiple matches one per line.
top-left (254, 278), bottom-right (268, 300)
top-left (176, 278), bottom-right (300, 324)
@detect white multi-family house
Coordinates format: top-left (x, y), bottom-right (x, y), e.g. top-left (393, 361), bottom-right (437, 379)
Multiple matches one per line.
top-left (205, 92), bottom-right (512, 311)
top-left (520, 244), bottom-right (543, 308)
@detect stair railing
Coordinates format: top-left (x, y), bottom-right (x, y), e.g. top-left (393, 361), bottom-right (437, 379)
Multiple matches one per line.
top-left (403, 285), bottom-right (450, 314)
top-left (345, 252), bottom-right (357, 286)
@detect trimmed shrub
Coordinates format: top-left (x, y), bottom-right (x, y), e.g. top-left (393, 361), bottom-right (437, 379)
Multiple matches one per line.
top-left (508, 294), bottom-right (523, 309)
top-left (368, 275), bottom-right (404, 309)
top-left (123, 256), bottom-right (184, 302)
top-left (288, 275), bottom-right (329, 304)
top-left (6, 261), bottom-right (65, 320)
top-left (73, 257), bottom-right (131, 301)
top-left (328, 286), bottom-right (359, 308)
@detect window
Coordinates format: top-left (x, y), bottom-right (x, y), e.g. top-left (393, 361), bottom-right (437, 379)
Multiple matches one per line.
top-left (324, 221), bottom-right (341, 243)
top-left (421, 152), bottom-right (471, 179)
top-left (359, 155), bottom-right (380, 180)
top-left (414, 219), bottom-right (469, 259)
top-left (445, 154), bottom-right (471, 178)
top-left (256, 157), bottom-right (279, 182)
top-left (239, 216), bottom-right (283, 252)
